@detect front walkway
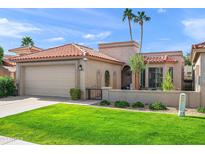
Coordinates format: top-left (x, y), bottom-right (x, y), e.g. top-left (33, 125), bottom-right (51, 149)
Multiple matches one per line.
top-left (0, 136), bottom-right (35, 145)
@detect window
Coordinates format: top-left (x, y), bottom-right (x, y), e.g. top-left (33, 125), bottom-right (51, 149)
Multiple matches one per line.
top-left (105, 70), bottom-right (110, 87)
top-left (169, 67), bottom-right (173, 82)
top-left (148, 67), bottom-right (163, 88)
top-left (140, 69), bottom-right (145, 88)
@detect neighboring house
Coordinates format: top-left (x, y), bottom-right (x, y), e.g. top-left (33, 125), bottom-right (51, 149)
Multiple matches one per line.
top-left (10, 41), bottom-right (184, 99)
top-left (191, 41), bottom-right (205, 92)
top-left (0, 55), bottom-right (16, 78)
top-left (191, 41), bottom-right (205, 106)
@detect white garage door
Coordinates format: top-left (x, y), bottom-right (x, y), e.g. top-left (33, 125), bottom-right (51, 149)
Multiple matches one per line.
top-left (24, 64), bottom-right (76, 97)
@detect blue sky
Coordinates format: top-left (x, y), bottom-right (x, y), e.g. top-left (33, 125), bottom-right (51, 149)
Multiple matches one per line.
top-left (0, 8), bottom-right (205, 55)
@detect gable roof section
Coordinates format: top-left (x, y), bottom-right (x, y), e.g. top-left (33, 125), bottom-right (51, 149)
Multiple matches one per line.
top-left (12, 44), bottom-right (123, 64)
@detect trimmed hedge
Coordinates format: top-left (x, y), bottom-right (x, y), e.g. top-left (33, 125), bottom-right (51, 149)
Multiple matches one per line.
top-left (70, 88), bottom-right (81, 100)
top-left (114, 101), bottom-right (130, 108)
top-left (197, 107), bottom-right (205, 113)
top-left (149, 101), bottom-right (167, 110)
top-left (0, 76), bottom-right (16, 97)
top-left (132, 102), bottom-right (145, 108)
top-left (100, 100), bottom-right (111, 106)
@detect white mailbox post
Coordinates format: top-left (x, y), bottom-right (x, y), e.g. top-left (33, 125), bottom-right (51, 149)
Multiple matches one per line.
top-left (178, 93), bottom-right (187, 117)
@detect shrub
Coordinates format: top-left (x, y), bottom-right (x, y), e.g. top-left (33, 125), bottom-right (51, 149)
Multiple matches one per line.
top-left (114, 101), bottom-right (130, 108)
top-left (162, 71), bottom-right (174, 91)
top-left (100, 100), bottom-right (111, 106)
top-left (197, 107), bottom-right (205, 113)
top-left (132, 101), bottom-right (145, 108)
top-left (149, 101), bottom-right (167, 110)
top-left (0, 76), bottom-right (15, 97)
top-left (70, 88), bottom-right (81, 100)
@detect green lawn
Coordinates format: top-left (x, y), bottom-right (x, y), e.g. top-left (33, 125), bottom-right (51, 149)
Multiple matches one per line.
top-left (0, 103), bottom-right (205, 145)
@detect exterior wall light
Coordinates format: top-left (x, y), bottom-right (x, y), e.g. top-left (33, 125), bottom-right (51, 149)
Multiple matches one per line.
top-left (78, 64), bottom-right (83, 71)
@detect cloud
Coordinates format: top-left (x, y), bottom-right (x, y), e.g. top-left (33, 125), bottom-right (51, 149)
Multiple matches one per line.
top-left (45, 37), bottom-right (65, 42)
top-left (157, 8), bottom-right (166, 13)
top-left (82, 31), bottom-right (111, 40)
top-left (0, 17), bottom-right (41, 38)
top-left (182, 18), bottom-right (205, 40)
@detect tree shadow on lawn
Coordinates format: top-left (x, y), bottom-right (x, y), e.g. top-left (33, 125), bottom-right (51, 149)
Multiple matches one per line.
top-left (186, 115), bottom-right (205, 120)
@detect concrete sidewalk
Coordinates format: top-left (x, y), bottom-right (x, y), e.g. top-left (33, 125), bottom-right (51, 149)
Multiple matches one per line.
top-left (0, 136), bottom-right (36, 145)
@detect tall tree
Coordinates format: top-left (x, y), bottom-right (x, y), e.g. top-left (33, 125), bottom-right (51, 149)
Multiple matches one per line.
top-left (21, 36), bottom-right (34, 47)
top-left (184, 53), bottom-right (192, 66)
top-left (128, 53), bottom-right (145, 89)
top-left (0, 46), bottom-right (4, 65)
top-left (134, 11), bottom-right (151, 52)
top-left (122, 8), bottom-right (134, 41)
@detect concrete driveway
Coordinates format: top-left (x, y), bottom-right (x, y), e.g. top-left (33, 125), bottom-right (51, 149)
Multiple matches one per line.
top-left (0, 96), bottom-right (61, 118)
top-left (0, 96), bottom-right (98, 118)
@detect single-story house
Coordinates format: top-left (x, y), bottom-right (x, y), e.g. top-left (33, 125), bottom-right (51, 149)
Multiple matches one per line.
top-left (11, 41), bottom-right (184, 99)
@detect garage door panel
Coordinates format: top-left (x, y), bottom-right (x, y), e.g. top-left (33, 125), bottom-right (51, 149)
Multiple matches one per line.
top-left (24, 64), bottom-right (76, 97)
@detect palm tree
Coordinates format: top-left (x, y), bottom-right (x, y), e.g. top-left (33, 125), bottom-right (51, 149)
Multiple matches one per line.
top-left (21, 36), bottom-right (34, 47)
top-left (134, 11), bottom-right (151, 52)
top-left (122, 8), bottom-right (134, 41)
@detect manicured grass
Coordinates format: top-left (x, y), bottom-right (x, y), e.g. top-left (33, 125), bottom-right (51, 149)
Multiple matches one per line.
top-left (0, 103), bottom-right (205, 144)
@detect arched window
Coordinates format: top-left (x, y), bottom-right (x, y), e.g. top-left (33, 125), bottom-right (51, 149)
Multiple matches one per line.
top-left (105, 70), bottom-right (110, 87)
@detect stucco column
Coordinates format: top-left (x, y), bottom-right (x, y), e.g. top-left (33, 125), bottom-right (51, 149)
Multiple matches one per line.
top-left (16, 64), bottom-right (24, 96)
top-left (145, 64), bottom-right (149, 88)
top-left (102, 87), bottom-right (112, 100)
top-left (79, 59), bottom-right (87, 100)
top-left (199, 53), bottom-right (205, 107)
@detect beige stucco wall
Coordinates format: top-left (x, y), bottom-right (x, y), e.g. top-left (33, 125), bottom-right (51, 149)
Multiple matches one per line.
top-left (0, 67), bottom-right (10, 77)
top-left (199, 53), bottom-right (205, 107)
top-left (102, 89), bottom-right (200, 108)
top-left (84, 58), bottom-right (122, 89)
top-left (0, 66), bottom-right (15, 78)
top-left (99, 41), bottom-right (139, 63)
top-left (145, 63), bottom-right (183, 90)
top-left (194, 55), bottom-right (201, 92)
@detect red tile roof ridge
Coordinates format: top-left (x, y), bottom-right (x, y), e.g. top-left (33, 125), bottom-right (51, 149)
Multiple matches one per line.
top-left (142, 50), bottom-right (183, 55)
top-left (73, 44), bottom-right (87, 56)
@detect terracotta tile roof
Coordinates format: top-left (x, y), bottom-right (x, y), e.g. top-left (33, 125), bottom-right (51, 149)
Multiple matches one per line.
top-left (3, 55), bottom-right (16, 66)
top-left (9, 45), bottom-right (43, 52)
top-left (192, 41), bottom-right (205, 49)
top-left (144, 55), bottom-right (178, 64)
top-left (142, 50), bottom-right (183, 56)
top-left (12, 44), bottom-right (122, 64)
